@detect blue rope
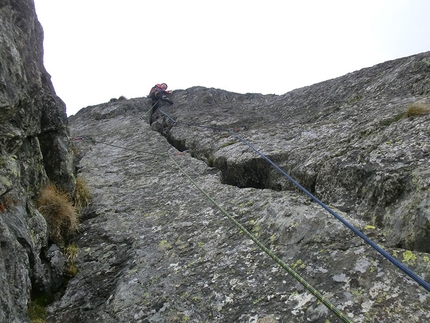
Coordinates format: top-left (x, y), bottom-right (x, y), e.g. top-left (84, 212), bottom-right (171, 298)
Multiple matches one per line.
top-left (156, 109), bottom-right (430, 293)
top-left (169, 155), bottom-right (353, 323)
top-left (228, 130), bottom-right (430, 293)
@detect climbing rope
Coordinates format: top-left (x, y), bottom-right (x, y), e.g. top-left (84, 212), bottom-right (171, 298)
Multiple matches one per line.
top-left (76, 134), bottom-right (353, 321)
top-left (73, 100), bottom-right (429, 321)
top-left (143, 101), bottom-right (158, 116)
top-left (157, 108), bottom-right (430, 293)
top-left (76, 137), bottom-right (350, 309)
top-left (169, 155), bottom-right (353, 323)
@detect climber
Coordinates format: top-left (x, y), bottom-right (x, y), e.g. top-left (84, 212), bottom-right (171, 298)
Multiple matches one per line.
top-left (148, 83), bottom-right (173, 125)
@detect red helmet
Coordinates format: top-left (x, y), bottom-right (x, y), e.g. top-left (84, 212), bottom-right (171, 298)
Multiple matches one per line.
top-left (160, 83), bottom-right (168, 90)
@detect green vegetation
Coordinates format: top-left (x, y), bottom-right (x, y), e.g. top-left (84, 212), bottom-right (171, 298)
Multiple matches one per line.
top-left (29, 146), bottom-right (92, 321)
top-left (31, 185), bottom-right (85, 321)
top-left (377, 102), bottom-right (430, 127)
top-left (64, 244), bottom-right (79, 261)
top-left (206, 155), bottom-right (215, 167)
top-left (37, 183), bottom-right (78, 246)
top-left (378, 101), bottom-right (430, 127)
top-left (28, 293), bottom-right (53, 323)
top-left (64, 244), bottom-right (79, 277)
top-left (378, 112), bottom-right (407, 126)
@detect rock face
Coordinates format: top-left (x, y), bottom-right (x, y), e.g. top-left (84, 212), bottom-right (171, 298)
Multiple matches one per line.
top-left (0, 0), bottom-right (75, 322)
top-left (156, 53), bottom-right (430, 254)
top-left (2, 1), bottom-right (430, 321)
top-left (54, 52), bottom-right (430, 322)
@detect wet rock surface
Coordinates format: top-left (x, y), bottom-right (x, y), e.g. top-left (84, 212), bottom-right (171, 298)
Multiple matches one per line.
top-left (54, 53), bottom-right (430, 322)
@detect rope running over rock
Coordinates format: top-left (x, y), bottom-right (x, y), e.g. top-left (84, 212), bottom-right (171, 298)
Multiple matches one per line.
top-left (158, 108), bottom-right (430, 293)
top-left (87, 137), bottom-right (353, 323)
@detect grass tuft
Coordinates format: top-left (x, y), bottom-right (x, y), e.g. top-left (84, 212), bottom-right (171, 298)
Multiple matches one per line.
top-left (37, 184), bottom-right (78, 246)
top-left (73, 177), bottom-right (90, 213)
top-left (64, 244), bottom-right (79, 262)
top-left (28, 293), bottom-right (53, 323)
top-left (64, 244), bottom-right (80, 277)
top-left (406, 102), bottom-right (430, 117)
top-left (28, 303), bottom-right (47, 323)
top-left (379, 112), bottom-right (407, 126)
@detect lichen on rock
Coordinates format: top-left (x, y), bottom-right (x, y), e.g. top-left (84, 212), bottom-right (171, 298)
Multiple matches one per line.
top-left (52, 54), bottom-right (430, 322)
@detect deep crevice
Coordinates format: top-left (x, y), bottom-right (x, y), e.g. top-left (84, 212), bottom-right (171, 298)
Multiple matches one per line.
top-left (156, 120), bottom-right (317, 193)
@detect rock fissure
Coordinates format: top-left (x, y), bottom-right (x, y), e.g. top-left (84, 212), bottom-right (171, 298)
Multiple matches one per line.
top-left (56, 71), bottom-right (430, 320)
top-left (160, 117), bottom-right (318, 193)
top-left (2, 2), bottom-right (430, 320)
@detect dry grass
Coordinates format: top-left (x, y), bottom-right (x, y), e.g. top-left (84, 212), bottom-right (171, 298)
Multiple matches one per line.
top-left (67, 263), bottom-right (79, 277)
top-left (64, 244), bottom-right (79, 262)
top-left (64, 244), bottom-right (80, 277)
top-left (407, 102), bottom-right (430, 117)
top-left (71, 144), bottom-right (79, 156)
top-left (0, 193), bottom-right (18, 213)
top-left (37, 184), bottom-right (78, 246)
top-left (73, 177), bottom-right (90, 213)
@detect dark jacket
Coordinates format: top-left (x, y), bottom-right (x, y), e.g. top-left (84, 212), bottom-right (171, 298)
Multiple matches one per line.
top-left (149, 84), bottom-right (170, 102)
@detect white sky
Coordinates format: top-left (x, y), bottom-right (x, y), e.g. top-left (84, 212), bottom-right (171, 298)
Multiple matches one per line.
top-left (33, 0), bottom-right (430, 116)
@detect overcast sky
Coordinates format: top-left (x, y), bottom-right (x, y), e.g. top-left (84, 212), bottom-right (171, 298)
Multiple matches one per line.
top-left (33, 0), bottom-right (430, 116)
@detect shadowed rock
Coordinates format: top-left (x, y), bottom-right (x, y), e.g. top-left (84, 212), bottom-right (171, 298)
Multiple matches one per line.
top-left (0, 1), bottom-right (75, 321)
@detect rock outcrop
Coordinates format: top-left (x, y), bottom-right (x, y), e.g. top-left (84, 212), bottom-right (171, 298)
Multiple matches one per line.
top-left (0, 0), bottom-right (75, 322)
top-left (155, 53), bottom-right (430, 254)
top-left (2, 1), bottom-right (430, 321)
top-left (54, 52), bottom-right (430, 322)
